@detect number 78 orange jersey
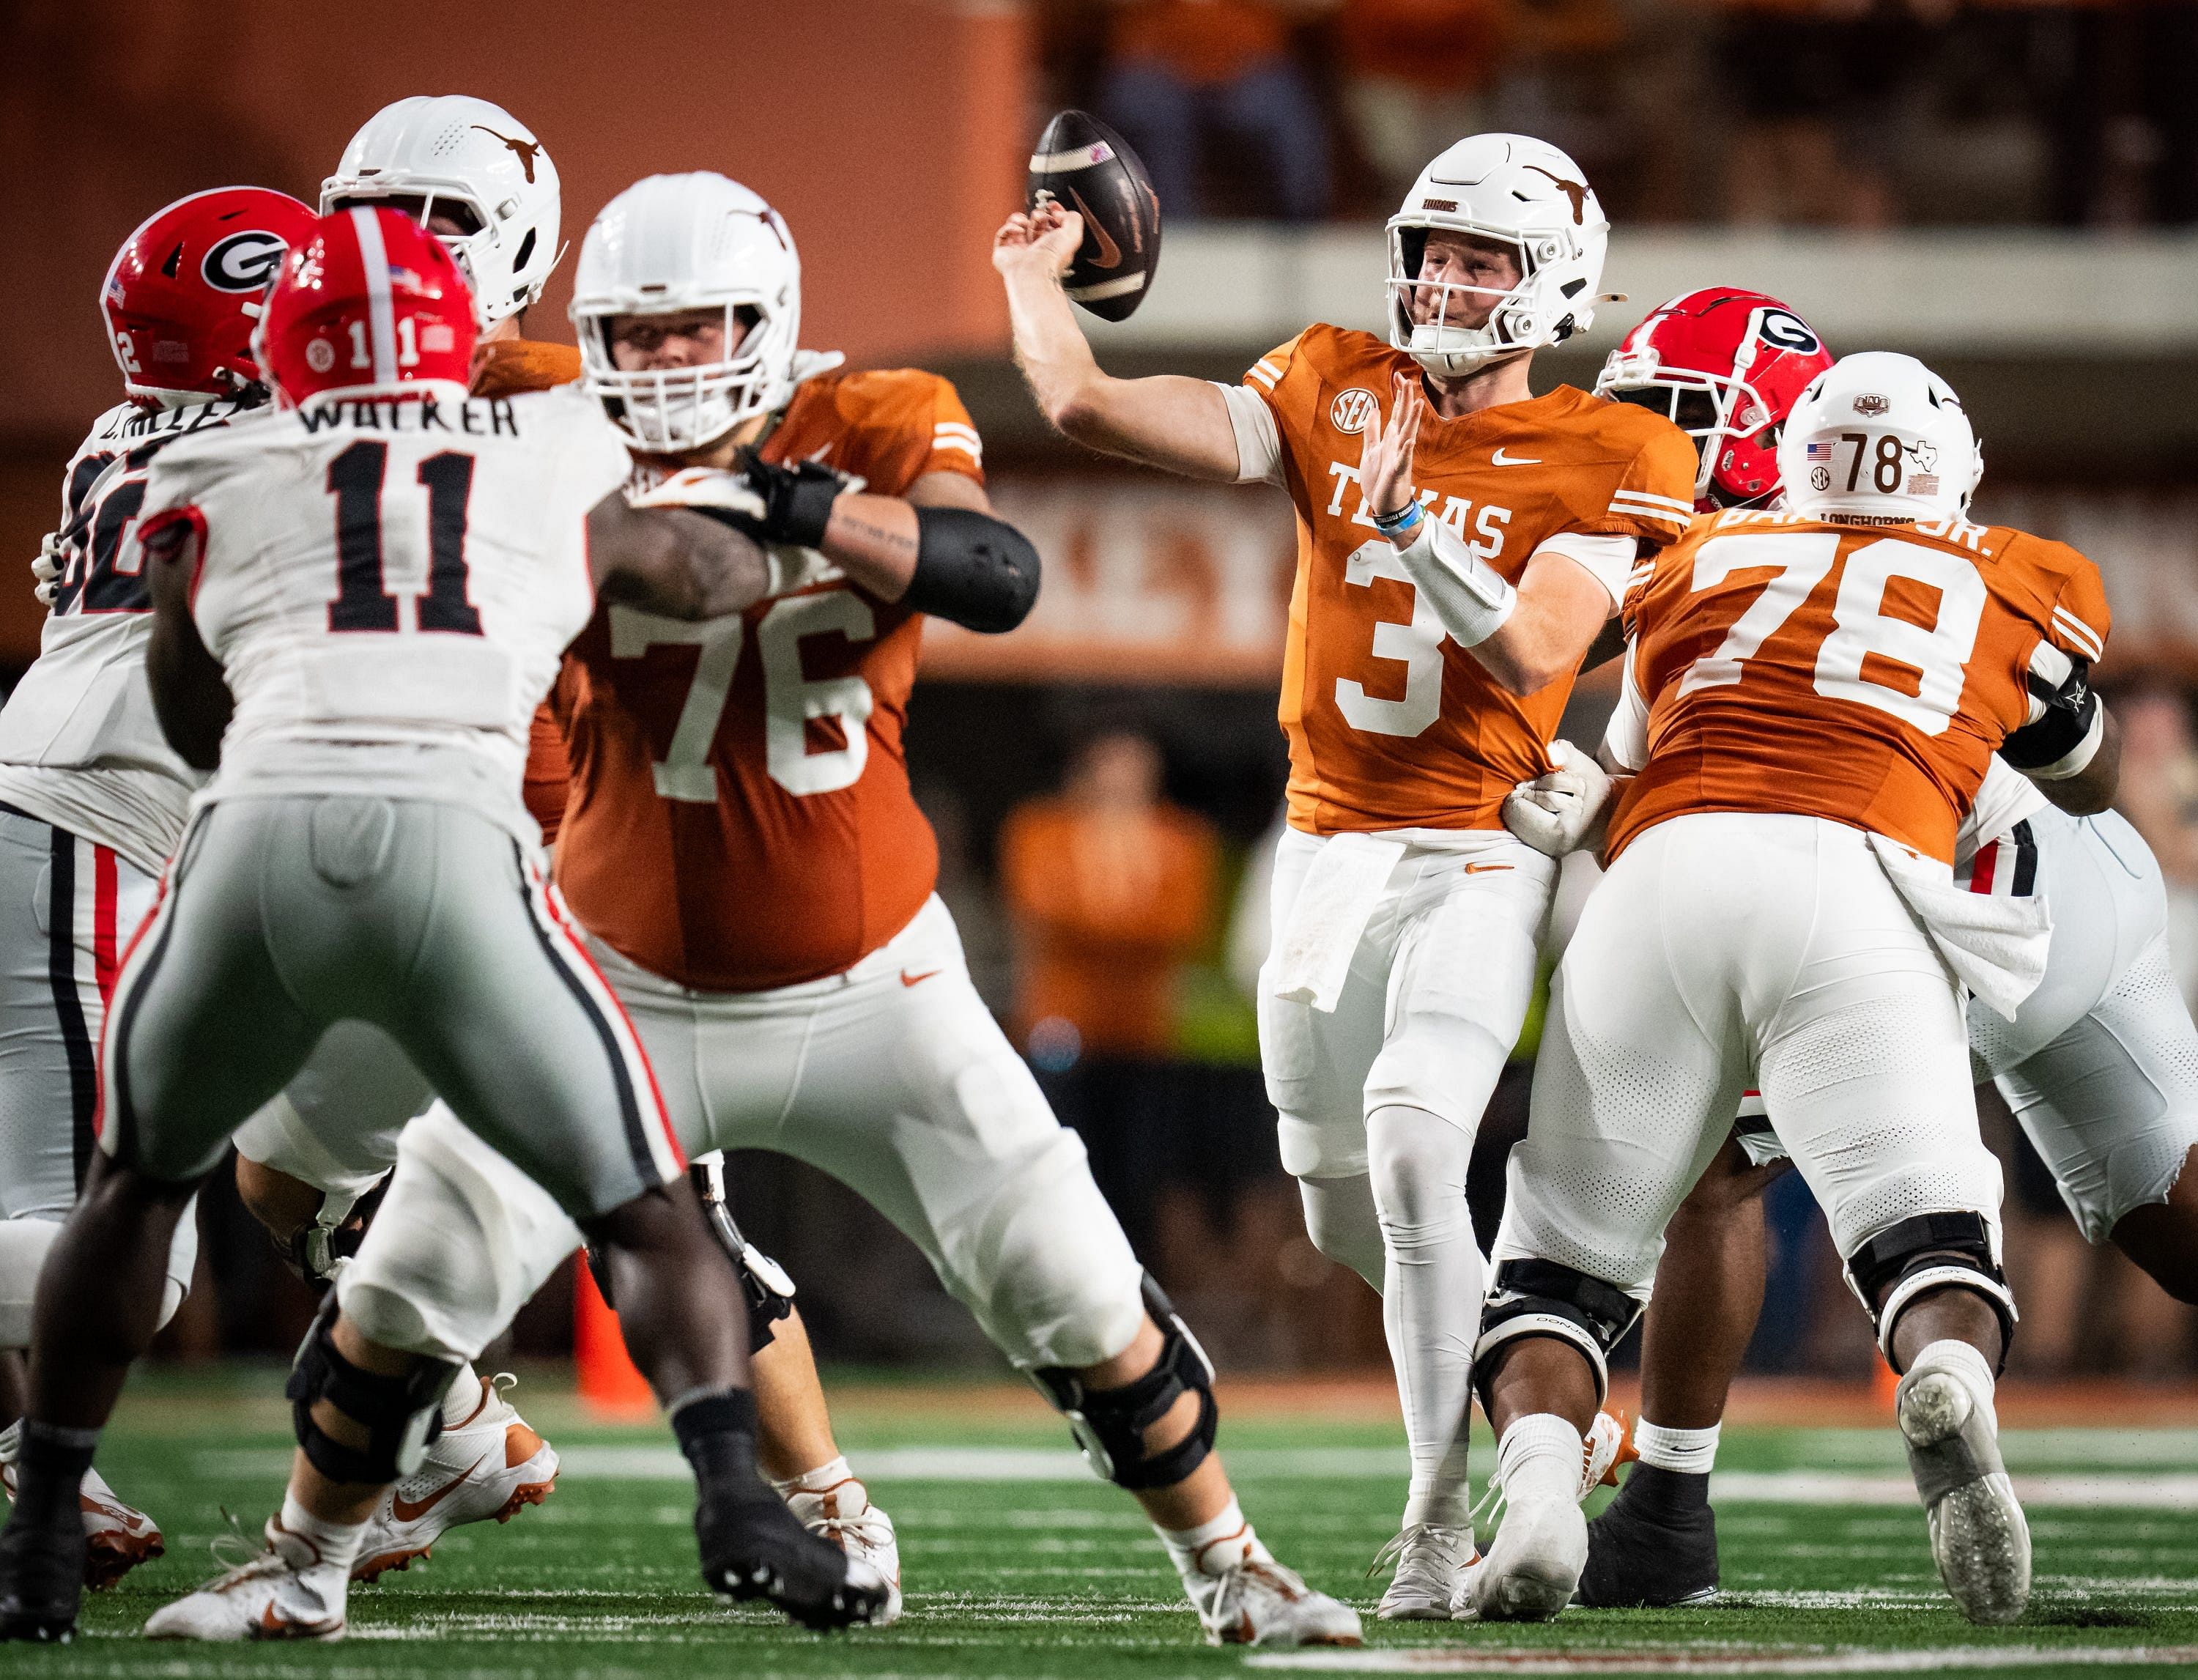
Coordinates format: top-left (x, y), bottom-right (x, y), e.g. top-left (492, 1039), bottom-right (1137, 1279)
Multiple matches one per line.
top-left (1605, 508), bottom-right (2112, 867)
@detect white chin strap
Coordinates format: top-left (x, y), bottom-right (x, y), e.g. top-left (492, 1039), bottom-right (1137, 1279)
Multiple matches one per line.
top-left (1407, 322), bottom-right (1521, 379)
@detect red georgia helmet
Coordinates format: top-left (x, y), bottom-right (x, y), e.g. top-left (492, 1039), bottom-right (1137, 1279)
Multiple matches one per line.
top-left (100, 187), bottom-right (318, 408)
top-left (1594, 287), bottom-right (1832, 511)
top-left (256, 207), bottom-right (478, 407)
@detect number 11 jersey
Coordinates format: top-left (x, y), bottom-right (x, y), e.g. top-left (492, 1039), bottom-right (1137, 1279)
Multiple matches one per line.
top-left (136, 384), bottom-right (632, 845)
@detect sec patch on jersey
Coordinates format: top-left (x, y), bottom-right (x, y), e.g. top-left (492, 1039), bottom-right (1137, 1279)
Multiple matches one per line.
top-left (1027, 110), bottom-right (1161, 322)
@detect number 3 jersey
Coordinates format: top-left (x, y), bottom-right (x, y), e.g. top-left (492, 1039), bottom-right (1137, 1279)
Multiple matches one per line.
top-left (134, 385), bottom-right (632, 844)
top-left (541, 367), bottom-right (987, 993)
top-left (1605, 507), bottom-right (2112, 867)
top-left (0, 399), bottom-right (254, 873)
top-left (1236, 323), bottom-right (1698, 835)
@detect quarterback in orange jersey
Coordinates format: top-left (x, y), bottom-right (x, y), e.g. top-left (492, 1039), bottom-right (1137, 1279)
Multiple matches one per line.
top-left (996, 132), bottom-right (1695, 1615)
top-left (318, 171), bottom-right (1361, 1648)
top-left (215, 103), bottom-right (892, 1607)
top-left (1467, 352), bottom-right (2120, 1628)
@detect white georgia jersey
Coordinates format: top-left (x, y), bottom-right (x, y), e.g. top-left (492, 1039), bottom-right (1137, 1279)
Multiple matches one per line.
top-left (136, 384), bottom-right (631, 845)
top-left (0, 399), bottom-right (256, 873)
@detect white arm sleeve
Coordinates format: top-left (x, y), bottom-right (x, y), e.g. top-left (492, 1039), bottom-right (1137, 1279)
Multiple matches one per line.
top-left (1214, 382), bottom-right (1284, 486)
top-left (1529, 530), bottom-right (1638, 612)
top-left (1601, 647), bottom-right (1651, 774)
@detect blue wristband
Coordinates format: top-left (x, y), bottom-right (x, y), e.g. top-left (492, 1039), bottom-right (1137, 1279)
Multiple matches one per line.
top-left (1372, 500), bottom-right (1424, 536)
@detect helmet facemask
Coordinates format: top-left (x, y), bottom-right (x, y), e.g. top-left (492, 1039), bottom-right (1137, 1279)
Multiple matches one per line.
top-left (1599, 352), bottom-right (1775, 505)
top-left (580, 298), bottom-right (788, 454)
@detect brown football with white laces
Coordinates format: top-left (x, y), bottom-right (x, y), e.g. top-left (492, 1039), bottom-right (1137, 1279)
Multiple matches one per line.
top-left (1027, 110), bottom-right (1163, 322)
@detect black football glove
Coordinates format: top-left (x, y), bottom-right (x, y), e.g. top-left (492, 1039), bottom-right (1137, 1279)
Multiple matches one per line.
top-left (738, 451), bottom-right (848, 549)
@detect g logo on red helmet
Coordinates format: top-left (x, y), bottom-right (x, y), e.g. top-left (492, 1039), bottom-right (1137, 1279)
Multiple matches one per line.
top-left (1758, 310), bottom-right (1818, 354)
top-left (201, 230), bottom-right (292, 293)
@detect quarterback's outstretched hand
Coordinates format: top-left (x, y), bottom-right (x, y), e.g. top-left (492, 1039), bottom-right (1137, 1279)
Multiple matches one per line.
top-left (993, 200), bottom-right (1084, 285)
top-left (1503, 739), bottom-right (1618, 858)
top-left (1362, 372), bottom-right (1428, 528)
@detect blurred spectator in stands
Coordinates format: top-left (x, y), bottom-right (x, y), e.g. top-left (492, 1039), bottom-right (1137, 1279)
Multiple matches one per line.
top-left (1714, 0), bottom-right (1920, 226)
top-left (1001, 726), bottom-right (1221, 1254)
top-left (1003, 726), bottom-right (1219, 1068)
top-left (2114, 684), bottom-right (2198, 1010)
top-left (1336, 0), bottom-right (1517, 202)
top-left (1099, 0), bottom-right (1335, 220)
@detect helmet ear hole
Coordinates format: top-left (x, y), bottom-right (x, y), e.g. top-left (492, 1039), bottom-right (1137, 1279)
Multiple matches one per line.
top-left (513, 228), bottom-right (537, 271)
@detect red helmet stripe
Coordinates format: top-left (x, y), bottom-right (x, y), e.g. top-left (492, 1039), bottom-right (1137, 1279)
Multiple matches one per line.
top-left (349, 207), bottom-right (400, 385)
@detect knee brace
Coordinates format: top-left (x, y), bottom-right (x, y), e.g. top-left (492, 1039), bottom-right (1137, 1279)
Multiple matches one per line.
top-left (693, 1159), bottom-right (796, 1355)
top-left (1473, 1258), bottom-right (1644, 1409)
top-left (286, 1295), bottom-right (460, 1484)
top-left (1033, 1276), bottom-right (1217, 1492)
top-left (1843, 1211), bottom-right (2017, 1375)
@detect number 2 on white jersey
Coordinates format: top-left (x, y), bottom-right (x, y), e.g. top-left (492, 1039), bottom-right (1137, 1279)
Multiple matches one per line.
top-left (1677, 531), bottom-right (1987, 736)
top-left (608, 592), bottom-right (877, 802)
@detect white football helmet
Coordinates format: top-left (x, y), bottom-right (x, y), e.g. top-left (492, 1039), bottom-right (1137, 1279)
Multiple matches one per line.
top-left (1386, 134), bottom-right (1608, 379)
top-left (1777, 351), bottom-right (1983, 524)
top-left (322, 95), bottom-right (561, 328)
top-left (572, 172), bottom-right (813, 454)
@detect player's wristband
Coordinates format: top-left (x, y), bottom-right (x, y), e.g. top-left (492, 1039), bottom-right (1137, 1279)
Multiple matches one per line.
top-left (1372, 499), bottom-right (1425, 538)
top-left (1392, 515), bottom-right (1516, 648)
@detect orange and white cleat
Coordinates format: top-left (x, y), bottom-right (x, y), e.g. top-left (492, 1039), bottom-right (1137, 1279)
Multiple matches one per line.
top-left (0, 1426), bottom-right (163, 1591)
top-left (1581, 1408), bottom-right (1636, 1498)
top-left (351, 1374), bottom-right (558, 1583)
top-left (778, 1468), bottom-right (902, 1626)
top-left (142, 1514), bottom-right (346, 1640)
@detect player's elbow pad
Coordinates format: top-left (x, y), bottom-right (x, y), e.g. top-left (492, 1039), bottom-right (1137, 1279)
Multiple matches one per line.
top-left (906, 507), bottom-right (1040, 633)
top-left (2002, 656), bottom-right (2102, 780)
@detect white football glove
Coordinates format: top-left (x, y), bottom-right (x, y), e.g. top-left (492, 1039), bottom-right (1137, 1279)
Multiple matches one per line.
top-left (1502, 739), bottom-right (1616, 859)
top-left (31, 530), bottom-right (62, 609)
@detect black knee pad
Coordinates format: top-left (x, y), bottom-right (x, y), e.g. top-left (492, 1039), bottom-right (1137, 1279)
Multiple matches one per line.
top-left (1844, 1211), bottom-right (2017, 1375)
top-left (692, 1161), bottom-right (796, 1355)
top-left (1473, 1258), bottom-right (1644, 1410)
top-left (286, 1295), bottom-right (459, 1484)
top-left (1033, 1276), bottom-right (1218, 1492)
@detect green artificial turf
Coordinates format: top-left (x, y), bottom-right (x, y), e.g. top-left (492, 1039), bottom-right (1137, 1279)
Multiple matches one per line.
top-left (17, 1365), bottom-right (2198, 1679)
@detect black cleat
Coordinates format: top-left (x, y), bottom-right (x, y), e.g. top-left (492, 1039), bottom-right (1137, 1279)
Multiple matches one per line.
top-left (697, 1491), bottom-right (889, 1632)
top-left (1578, 1466), bottom-right (1719, 1608)
top-left (0, 1506), bottom-right (88, 1643)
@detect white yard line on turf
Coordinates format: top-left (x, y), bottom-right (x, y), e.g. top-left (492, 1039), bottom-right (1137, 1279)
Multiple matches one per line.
top-left (1245, 1646), bottom-right (2198, 1674)
top-left (182, 1446), bottom-right (2198, 1509)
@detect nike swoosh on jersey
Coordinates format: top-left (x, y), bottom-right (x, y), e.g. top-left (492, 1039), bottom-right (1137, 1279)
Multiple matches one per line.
top-left (900, 969), bottom-right (942, 988)
top-left (389, 1454), bottom-right (492, 1523)
top-left (1491, 448), bottom-right (1541, 466)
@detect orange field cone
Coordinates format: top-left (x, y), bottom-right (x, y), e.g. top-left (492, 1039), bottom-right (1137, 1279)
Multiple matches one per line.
top-left (573, 1254), bottom-right (656, 1416)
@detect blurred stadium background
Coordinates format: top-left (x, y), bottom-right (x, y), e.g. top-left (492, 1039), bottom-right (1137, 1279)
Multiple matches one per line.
top-left (5, 0), bottom-right (2197, 1397)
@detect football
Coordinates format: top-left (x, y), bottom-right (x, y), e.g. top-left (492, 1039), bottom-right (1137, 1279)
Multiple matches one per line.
top-left (1026, 109), bottom-right (1161, 322)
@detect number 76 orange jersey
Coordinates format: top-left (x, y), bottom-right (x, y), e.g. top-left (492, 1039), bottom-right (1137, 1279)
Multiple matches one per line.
top-left (1605, 507), bottom-right (2111, 867)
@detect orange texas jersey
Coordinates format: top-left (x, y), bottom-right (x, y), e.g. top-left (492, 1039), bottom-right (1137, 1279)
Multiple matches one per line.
top-left (548, 367), bottom-right (987, 993)
top-left (1605, 507), bottom-right (2112, 867)
top-left (1243, 324), bottom-right (1698, 833)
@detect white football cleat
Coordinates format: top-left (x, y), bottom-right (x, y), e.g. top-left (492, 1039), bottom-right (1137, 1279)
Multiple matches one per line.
top-left (780, 1472), bottom-right (902, 1627)
top-left (352, 1373), bottom-right (558, 1583)
top-left (142, 1515), bottom-right (347, 1640)
top-left (1898, 1363), bottom-right (2029, 1625)
top-left (0, 1425), bottom-right (163, 1590)
top-left (1456, 1489), bottom-right (1587, 1623)
top-left (1180, 1531), bottom-right (1361, 1648)
top-left (1372, 1522), bottom-right (1476, 1620)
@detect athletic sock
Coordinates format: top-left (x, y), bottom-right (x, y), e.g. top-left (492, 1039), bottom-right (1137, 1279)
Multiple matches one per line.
top-left (437, 1361), bottom-right (484, 1430)
top-left (1367, 1104), bottom-right (1481, 1532)
top-left (1625, 1420), bottom-right (1718, 1517)
top-left (1495, 1413), bottom-right (1584, 1508)
top-left (670, 1387), bottom-right (777, 1508)
top-left (12, 1421), bottom-right (96, 1528)
top-left (772, 1454), bottom-right (853, 1499)
top-left (1156, 1497), bottom-right (1270, 1579)
top-left (276, 1491), bottom-right (366, 1577)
